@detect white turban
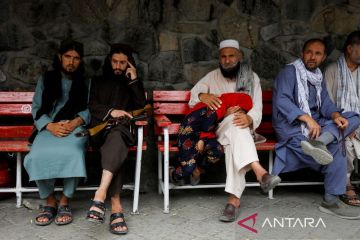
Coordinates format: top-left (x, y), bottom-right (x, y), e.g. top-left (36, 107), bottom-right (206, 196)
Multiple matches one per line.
top-left (219, 39), bottom-right (240, 50)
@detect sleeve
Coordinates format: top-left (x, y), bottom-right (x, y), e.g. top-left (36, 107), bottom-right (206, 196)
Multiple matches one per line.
top-left (247, 72), bottom-right (262, 129)
top-left (32, 76), bottom-right (53, 131)
top-left (128, 79), bottom-right (146, 110)
top-left (76, 78), bottom-right (91, 125)
top-left (320, 80), bottom-right (341, 119)
top-left (273, 66), bottom-right (307, 124)
top-left (324, 63), bottom-right (338, 103)
top-left (189, 74), bottom-right (211, 107)
top-left (88, 77), bottom-right (114, 122)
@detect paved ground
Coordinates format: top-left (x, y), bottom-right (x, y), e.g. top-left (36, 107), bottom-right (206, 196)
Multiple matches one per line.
top-left (0, 186), bottom-right (360, 240)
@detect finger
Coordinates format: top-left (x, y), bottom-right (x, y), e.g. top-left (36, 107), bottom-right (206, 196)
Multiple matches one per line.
top-left (209, 102), bottom-right (218, 110)
top-left (124, 112), bottom-right (133, 118)
top-left (127, 60), bottom-right (135, 69)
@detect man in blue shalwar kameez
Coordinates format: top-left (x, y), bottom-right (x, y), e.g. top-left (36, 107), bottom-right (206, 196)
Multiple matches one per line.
top-left (273, 39), bottom-right (360, 219)
top-left (24, 39), bottom-right (90, 226)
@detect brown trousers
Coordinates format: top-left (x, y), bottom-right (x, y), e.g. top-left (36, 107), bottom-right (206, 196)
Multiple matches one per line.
top-left (92, 124), bottom-right (135, 196)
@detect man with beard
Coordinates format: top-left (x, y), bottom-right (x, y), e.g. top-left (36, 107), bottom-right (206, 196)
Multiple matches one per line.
top-left (272, 38), bottom-right (360, 219)
top-left (24, 39), bottom-right (90, 226)
top-left (189, 39), bottom-right (281, 222)
top-left (86, 44), bottom-right (146, 235)
top-left (325, 31), bottom-right (360, 207)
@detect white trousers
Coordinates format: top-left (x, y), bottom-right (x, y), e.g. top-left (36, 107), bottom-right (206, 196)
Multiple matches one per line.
top-left (216, 115), bottom-right (259, 198)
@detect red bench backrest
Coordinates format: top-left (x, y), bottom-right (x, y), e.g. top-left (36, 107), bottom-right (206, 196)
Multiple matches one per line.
top-left (152, 90), bottom-right (274, 136)
top-left (0, 92), bottom-right (34, 139)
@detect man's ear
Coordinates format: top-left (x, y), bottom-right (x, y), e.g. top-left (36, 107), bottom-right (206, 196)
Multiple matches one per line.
top-left (58, 54), bottom-right (62, 61)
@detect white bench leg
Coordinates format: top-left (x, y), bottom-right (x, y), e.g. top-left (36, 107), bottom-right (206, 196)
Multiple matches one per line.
top-left (132, 126), bottom-right (143, 215)
top-left (158, 136), bottom-right (163, 195)
top-left (163, 127), bottom-right (170, 213)
top-left (16, 152), bottom-right (22, 208)
top-left (268, 150), bottom-right (274, 199)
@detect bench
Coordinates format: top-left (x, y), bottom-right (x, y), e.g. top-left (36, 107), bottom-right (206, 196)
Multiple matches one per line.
top-left (153, 90), bottom-right (276, 213)
top-left (0, 91), bottom-right (147, 214)
top-left (153, 90), bottom-right (360, 213)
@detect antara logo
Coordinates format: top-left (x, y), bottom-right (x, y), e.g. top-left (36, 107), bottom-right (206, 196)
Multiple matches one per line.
top-left (238, 213), bottom-right (326, 233)
top-left (237, 213), bottom-right (258, 233)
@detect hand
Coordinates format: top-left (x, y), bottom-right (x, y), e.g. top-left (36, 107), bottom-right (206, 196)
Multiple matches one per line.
top-left (110, 109), bottom-right (133, 119)
top-left (333, 116), bottom-right (348, 130)
top-left (225, 106), bottom-right (244, 117)
top-left (199, 93), bottom-right (222, 111)
top-left (46, 121), bottom-right (72, 137)
top-left (232, 112), bottom-right (253, 128)
top-left (61, 117), bottom-right (84, 133)
top-left (125, 61), bottom-right (137, 80)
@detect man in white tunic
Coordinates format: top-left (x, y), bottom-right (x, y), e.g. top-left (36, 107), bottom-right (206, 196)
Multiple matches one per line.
top-left (325, 30), bottom-right (360, 206)
top-left (189, 39), bottom-right (281, 222)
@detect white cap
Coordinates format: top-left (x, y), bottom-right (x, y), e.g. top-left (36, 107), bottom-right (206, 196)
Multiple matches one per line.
top-left (219, 39), bottom-right (239, 50)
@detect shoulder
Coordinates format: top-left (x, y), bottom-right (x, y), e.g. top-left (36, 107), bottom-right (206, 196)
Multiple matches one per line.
top-left (324, 61), bottom-right (337, 74)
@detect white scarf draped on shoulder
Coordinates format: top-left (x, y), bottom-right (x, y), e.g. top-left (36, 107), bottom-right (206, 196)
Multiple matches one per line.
top-left (336, 53), bottom-right (360, 113)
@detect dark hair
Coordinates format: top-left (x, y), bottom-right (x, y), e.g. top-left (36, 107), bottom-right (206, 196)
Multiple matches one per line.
top-left (343, 31), bottom-right (360, 52)
top-left (102, 43), bottom-right (136, 76)
top-left (302, 38), bottom-right (327, 53)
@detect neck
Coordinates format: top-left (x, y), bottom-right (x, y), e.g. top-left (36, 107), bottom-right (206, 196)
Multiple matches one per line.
top-left (345, 55), bottom-right (359, 72)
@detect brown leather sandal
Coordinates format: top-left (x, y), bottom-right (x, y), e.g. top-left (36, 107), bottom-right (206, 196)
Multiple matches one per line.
top-left (340, 185), bottom-right (360, 207)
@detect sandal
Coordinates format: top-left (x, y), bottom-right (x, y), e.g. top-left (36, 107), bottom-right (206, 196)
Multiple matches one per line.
top-left (86, 200), bottom-right (106, 223)
top-left (34, 205), bottom-right (57, 226)
top-left (54, 205), bottom-right (73, 225)
top-left (190, 167), bottom-right (202, 186)
top-left (109, 212), bottom-right (128, 235)
top-left (339, 185), bottom-right (360, 207)
top-left (169, 166), bottom-right (185, 186)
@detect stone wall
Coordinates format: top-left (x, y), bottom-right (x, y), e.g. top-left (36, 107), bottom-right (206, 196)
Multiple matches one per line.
top-left (1, 0), bottom-right (360, 91)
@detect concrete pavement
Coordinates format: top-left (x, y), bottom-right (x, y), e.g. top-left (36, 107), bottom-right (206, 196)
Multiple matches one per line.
top-left (0, 186), bottom-right (359, 240)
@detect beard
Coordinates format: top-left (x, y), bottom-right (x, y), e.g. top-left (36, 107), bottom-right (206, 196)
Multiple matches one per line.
top-left (61, 65), bottom-right (78, 76)
top-left (219, 62), bottom-right (240, 79)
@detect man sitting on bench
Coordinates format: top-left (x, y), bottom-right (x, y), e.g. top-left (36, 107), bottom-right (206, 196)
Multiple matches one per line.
top-left (189, 39), bottom-right (281, 222)
top-left (272, 38), bottom-right (360, 219)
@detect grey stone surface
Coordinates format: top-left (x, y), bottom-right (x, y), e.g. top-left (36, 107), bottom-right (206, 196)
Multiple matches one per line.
top-left (0, 187), bottom-right (359, 239)
top-left (1, 1), bottom-right (360, 91)
top-left (0, 69), bottom-right (6, 83)
top-left (148, 52), bottom-right (184, 84)
top-left (182, 37), bottom-right (214, 64)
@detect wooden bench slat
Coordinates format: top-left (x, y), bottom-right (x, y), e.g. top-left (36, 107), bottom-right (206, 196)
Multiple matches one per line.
top-left (0, 92), bottom-right (34, 102)
top-left (0, 104), bottom-right (32, 116)
top-left (153, 91), bottom-right (191, 102)
top-left (154, 103), bottom-right (189, 115)
top-left (0, 126), bottom-right (33, 138)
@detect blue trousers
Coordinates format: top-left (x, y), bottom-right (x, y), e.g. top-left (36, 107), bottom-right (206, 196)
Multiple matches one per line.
top-left (36, 177), bottom-right (80, 199)
top-left (273, 112), bottom-right (360, 195)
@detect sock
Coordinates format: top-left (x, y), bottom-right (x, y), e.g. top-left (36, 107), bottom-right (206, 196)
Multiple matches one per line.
top-left (316, 132), bottom-right (335, 145)
top-left (324, 193), bottom-right (337, 202)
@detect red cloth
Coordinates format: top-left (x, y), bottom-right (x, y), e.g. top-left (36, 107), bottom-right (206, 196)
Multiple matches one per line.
top-left (188, 93), bottom-right (253, 139)
top-left (188, 92), bottom-right (253, 120)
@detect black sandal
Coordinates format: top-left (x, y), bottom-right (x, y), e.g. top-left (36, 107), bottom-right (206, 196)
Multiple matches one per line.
top-left (55, 205), bottom-right (73, 225)
top-left (86, 200), bottom-right (106, 223)
top-left (109, 212), bottom-right (128, 235)
top-left (35, 205), bottom-right (57, 226)
top-left (339, 185), bottom-right (360, 207)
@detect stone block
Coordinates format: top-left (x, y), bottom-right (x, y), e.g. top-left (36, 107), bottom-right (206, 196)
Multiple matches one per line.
top-left (260, 23), bottom-right (282, 41)
top-left (182, 37), bottom-right (214, 63)
top-left (251, 44), bottom-right (288, 79)
top-left (218, 7), bottom-right (259, 48)
top-left (184, 62), bottom-right (218, 85)
top-left (0, 69), bottom-right (6, 83)
top-left (0, 23), bottom-right (34, 51)
top-left (159, 32), bottom-right (178, 51)
top-left (148, 52), bottom-right (184, 84)
top-left (83, 40), bottom-right (109, 57)
top-left (7, 57), bottom-right (50, 85)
